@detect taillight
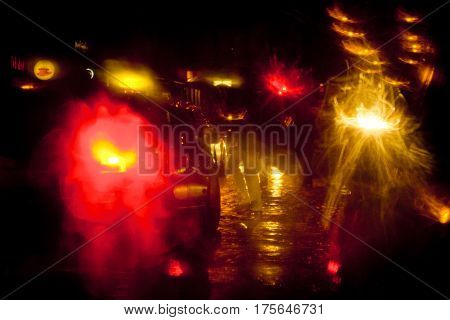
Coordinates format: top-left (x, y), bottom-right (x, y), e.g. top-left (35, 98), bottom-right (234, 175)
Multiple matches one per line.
top-left (59, 94), bottom-right (167, 223)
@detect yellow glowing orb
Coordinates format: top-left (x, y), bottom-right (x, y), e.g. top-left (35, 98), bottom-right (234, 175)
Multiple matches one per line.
top-left (356, 113), bottom-right (392, 131)
top-left (104, 60), bottom-right (156, 95)
top-left (339, 107), bottom-right (398, 134)
top-left (34, 60), bottom-right (56, 80)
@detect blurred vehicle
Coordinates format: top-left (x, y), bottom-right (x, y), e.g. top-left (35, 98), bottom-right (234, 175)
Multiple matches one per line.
top-left (155, 96), bottom-right (222, 237)
top-left (2, 56), bottom-right (221, 250)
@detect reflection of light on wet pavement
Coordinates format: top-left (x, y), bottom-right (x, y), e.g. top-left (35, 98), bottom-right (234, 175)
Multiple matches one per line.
top-left (258, 243), bottom-right (283, 256)
top-left (258, 221), bottom-right (282, 239)
top-left (253, 221), bottom-right (285, 284)
top-left (254, 263), bottom-right (283, 286)
top-left (208, 160), bottom-right (336, 298)
top-left (255, 221), bottom-right (286, 259)
top-left (268, 166), bottom-right (284, 197)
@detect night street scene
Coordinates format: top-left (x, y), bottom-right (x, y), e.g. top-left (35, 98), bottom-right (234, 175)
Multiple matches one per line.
top-left (0, 0), bottom-right (450, 301)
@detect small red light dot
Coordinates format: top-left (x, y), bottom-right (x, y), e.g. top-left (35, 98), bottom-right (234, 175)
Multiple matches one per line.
top-left (327, 260), bottom-right (341, 275)
top-left (167, 259), bottom-right (184, 277)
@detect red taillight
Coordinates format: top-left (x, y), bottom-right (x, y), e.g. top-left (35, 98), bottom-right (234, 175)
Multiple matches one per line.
top-left (327, 260), bottom-right (341, 275)
top-left (59, 94), bottom-right (166, 222)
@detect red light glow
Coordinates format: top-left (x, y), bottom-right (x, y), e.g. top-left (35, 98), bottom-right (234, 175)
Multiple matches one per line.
top-left (59, 94), bottom-right (166, 223)
top-left (264, 61), bottom-right (307, 97)
top-left (167, 259), bottom-right (185, 277)
top-left (54, 93), bottom-right (170, 295)
top-left (327, 260), bottom-right (341, 275)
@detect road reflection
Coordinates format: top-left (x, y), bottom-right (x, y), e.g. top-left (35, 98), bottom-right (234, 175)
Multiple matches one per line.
top-left (0, 156), bottom-right (341, 299)
top-left (267, 166), bottom-right (284, 198)
top-left (208, 166), bottom-right (335, 298)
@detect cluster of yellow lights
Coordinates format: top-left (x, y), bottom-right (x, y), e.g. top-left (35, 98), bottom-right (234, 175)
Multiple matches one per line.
top-left (323, 7), bottom-right (437, 226)
top-left (322, 72), bottom-right (431, 224)
top-left (91, 139), bottom-right (136, 173)
top-left (331, 23), bottom-right (365, 38)
top-left (402, 41), bottom-right (434, 54)
top-left (397, 21), bottom-right (435, 87)
top-left (327, 6), bottom-right (355, 23)
top-left (342, 40), bottom-right (377, 56)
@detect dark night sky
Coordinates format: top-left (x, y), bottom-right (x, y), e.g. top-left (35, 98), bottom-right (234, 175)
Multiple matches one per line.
top-left (1, 0), bottom-right (450, 182)
top-left (1, 1), bottom-right (449, 75)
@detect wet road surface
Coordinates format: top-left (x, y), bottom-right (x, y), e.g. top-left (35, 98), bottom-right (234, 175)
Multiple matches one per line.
top-left (2, 166), bottom-right (449, 299)
top-left (1, 168), bottom-right (339, 299)
top-left (208, 174), bottom-right (336, 299)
